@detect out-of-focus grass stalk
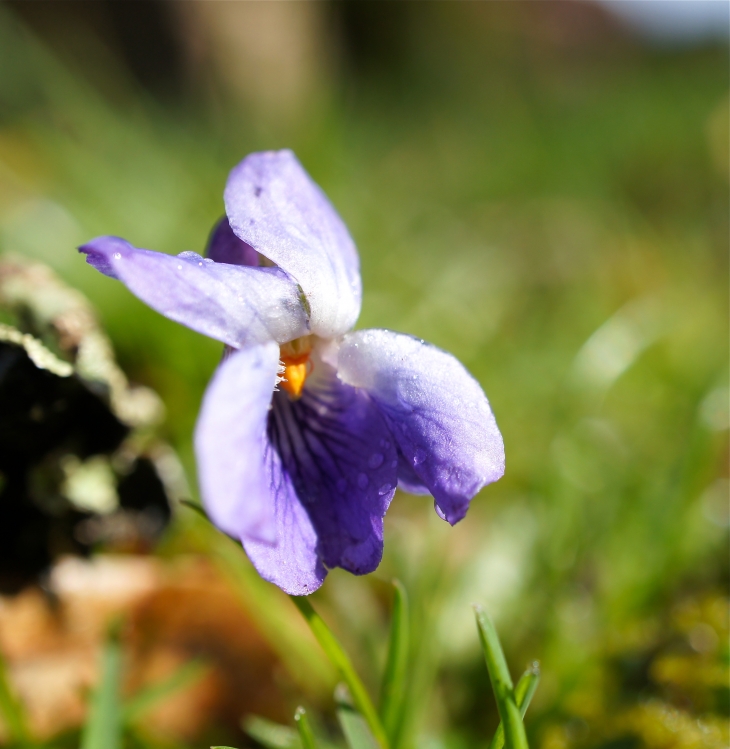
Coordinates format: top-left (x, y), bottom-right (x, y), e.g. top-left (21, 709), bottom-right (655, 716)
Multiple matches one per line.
top-left (182, 502), bottom-right (336, 694)
top-left (379, 580), bottom-right (409, 747)
top-left (0, 649), bottom-right (29, 745)
top-left (487, 662), bottom-right (540, 749)
top-left (123, 659), bottom-right (208, 724)
top-left (291, 596), bottom-right (389, 749)
top-left (80, 635), bottom-right (123, 749)
top-left (474, 607), bottom-right (528, 749)
top-left (295, 707), bottom-right (318, 749)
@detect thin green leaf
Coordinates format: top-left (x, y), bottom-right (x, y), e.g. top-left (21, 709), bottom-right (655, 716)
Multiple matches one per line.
top-left (123, 659), bottom-right (208, 723)
top-left (80, 636), bottom-right (123, 749)
top-left (337, 704), bottom-right (380, 749)
top-left (473, 606), bottom-right (528, 749)
top-left (179, 498), bottom-right (210, 520)
top-left (294, 707), bottom-right (318, 749)
top-left (487, 662), bottom-right (540, 749)
top-left (379, 580), bottom-right (409, 746)
top-left (291, 596), bottom-right (389, 749)
top-left (243, 714), bottom-right (299, 749)
top-left (0, 648), bottom-right (29, 743)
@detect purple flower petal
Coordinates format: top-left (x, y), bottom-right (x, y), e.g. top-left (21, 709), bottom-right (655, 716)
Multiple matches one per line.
top-left (206, 217), bottom-right (259, 267)
top-left (242, 446), bottom-right (328, 595)
top-left (268, 356), bottom-right (398, 575)
top-left (194, 341), bottom-right (280, 543)
top-left (336, 329), bottom-right (505, 525)
top-left (80, 236), bottom-right (309, 347)
top-left (224, 150), bottom-right (362, 338)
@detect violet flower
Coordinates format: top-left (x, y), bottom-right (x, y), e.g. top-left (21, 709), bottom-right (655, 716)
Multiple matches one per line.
top-left (80, 150), bottom-right (504, 595)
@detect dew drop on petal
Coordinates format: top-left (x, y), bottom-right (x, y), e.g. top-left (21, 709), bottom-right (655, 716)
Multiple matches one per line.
top-left (379, 439), bottom-right (391, 450)
top-left (368, 453), bottom-right (384, 468)
top-left (357, 473), bottom-right (369, 489)
top-left (177, 265), bottom-right (182, 270)
top-left (113, 252), bottom-right (121, 260)
top-left (413, 449), bottom-right (426, 466)
top-left (391, 460), bottom-right (398, 468)
top-left (378, 483), bottom-right (392, 496)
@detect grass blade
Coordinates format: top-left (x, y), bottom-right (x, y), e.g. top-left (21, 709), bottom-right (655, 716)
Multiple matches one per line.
top-left (487, 662), bottom-right (540, 749)
top-left (380, 580), bottom-right (409, 746)
top-left (243, 715), bottom-right (299, 749)
top-left (295, 707), bottom-right (318, 749)
top-left (338, 704), bottom-right (381, 749)
top-left (473, 606), bottom-right (528, 749)
top-left (0, 648), bottom-right (28, 744)
top-left (123, 658), bottom-right (208, 724)
top-left (291, 596), bottom-right (389, 749)
top-left (80, 636), bottom-right (123, 749)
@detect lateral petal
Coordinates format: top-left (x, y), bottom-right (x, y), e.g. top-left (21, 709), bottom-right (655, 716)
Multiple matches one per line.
top-left (336, 329), bottom-right (505, 525)
top-left (242, 446), bottom-right (328, 595)
top-left (80, 236), bottom-right (309, 346)
top-left (224, 150), bottom-right (362, 338)
top-left (194, 342), bottom-right (280, 543)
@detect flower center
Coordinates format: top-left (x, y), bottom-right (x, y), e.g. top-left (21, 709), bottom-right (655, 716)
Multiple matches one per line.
top-left (279, 336), bottom-right (313, 399)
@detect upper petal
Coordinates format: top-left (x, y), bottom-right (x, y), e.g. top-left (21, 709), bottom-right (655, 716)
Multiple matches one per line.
top-left (194, 341), bottom-right (280, 543)
top-left (268, 354), bottom-right (398, 575)
top-left (224, 150), bottom-right (362, 338)
top-left (80, 236), bottom-right (309, 346)
top-left (206, 217), bottom-right (259, 267)
top-left (336, 329), bottom-right (505, 525)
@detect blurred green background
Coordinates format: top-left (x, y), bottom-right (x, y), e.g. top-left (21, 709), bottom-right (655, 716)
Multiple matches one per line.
top-left (0, 2), bottom-right (727, 748)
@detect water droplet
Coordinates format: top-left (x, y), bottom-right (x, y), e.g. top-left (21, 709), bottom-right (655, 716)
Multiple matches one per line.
top-left (336, 478), bottom-right (347, 493)
top-left (113, 252), bottom-right (121, 260)
top-left (357, 473), bottom-right (369, 489)
top-left (177, 265), bottom-right (183, 270)
top-left (391, 460), bottom-right (398, 468)
top-left (198, 262), bottom-right (203, 266)
top-left (379, 439), bottom-right (391, 449)
top-left (378, 483), bottom-right (392, 496)
top-left (368, 452), bottom-right (384, 468)
top-left (413, 449), bottom-right (426, 465)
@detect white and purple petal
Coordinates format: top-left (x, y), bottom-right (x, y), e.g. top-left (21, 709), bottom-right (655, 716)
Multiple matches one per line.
top-left (269, 360), bottom-right (398, 574)
top-left (336, 329), bottom-right (505, 525)
top-left (195, 343), bottom-right (326, 594)
top-left (80, 236), bottom-right (309, 347)
top-left (194, 342), bottom-right (281, 543)
top-left (224, 150), bottom-right (362, 339)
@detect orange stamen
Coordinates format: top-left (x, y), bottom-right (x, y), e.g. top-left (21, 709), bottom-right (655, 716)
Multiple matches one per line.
top-left (279, 336), bottom-right (313, 399)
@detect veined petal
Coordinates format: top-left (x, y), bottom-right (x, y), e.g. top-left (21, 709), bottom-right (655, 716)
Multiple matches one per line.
top-left (243, 446), bottom-right (327, 595)
top-left (224, 150), bottom-right (362, 338)
top-left (268, 357), bottom-right (398, 575)
top-left (206, 217), bottom-right (259, 267)
top-left (80, 236), bottom-right (309, 346)
top-left (336, 329), bottom-right (505, 525)
top-left (194, 342), bottom-right (280, 543)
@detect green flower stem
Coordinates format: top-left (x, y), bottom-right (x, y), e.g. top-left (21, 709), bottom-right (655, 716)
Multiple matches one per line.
top-left (291, 596), bottom-right (389, 749)
top-left (380, 580), bottom-right (409, 745)
top-left (474, 606), bottom-right (529, 749)
top-left (295, 707), bottom-right (318, 749)
top-left (487, 662), bottom-right (540, 749)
